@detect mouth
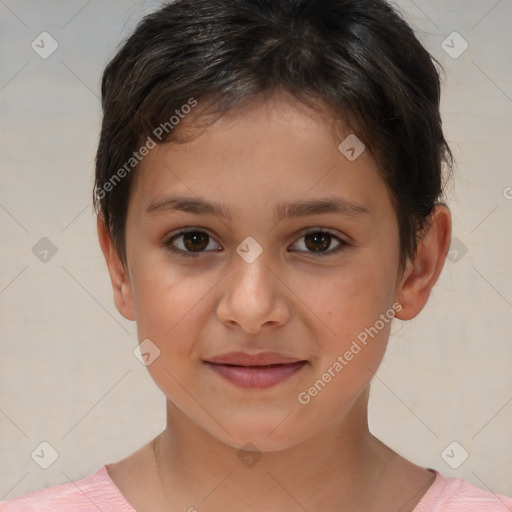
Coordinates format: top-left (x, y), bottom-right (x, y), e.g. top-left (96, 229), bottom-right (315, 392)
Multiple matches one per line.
top-left (202, 352), bottom-right (308, 389)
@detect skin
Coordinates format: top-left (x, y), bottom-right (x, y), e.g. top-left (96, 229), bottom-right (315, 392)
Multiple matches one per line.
top-left (98, 88), bottom-right (452, 512)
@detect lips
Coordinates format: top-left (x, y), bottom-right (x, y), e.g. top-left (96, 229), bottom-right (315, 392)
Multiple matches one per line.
top-left (204, 351), bottom-right (305, 366)
top-left (203, 351), bottom-right (308, 389)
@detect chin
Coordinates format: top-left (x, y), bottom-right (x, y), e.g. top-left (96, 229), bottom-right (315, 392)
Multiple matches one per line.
top-left (207, 410), bottom-right (308, 453)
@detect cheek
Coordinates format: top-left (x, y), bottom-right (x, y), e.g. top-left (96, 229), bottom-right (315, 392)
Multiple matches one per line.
top-left (295, 287), bottom-right (394, 420)
top-left (130, 262), bottom-right (214, 344)
top-left (129, 266), bottom-right (214, 396)
top-left (306, 259), bottom-right (396, 344)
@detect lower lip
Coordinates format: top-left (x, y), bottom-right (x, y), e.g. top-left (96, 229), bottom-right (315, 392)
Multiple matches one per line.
top-left (204, 361), bottom-right (308, 389)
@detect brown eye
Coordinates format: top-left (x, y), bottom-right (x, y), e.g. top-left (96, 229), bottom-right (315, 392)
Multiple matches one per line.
top-left (164, 228), bottom-right (348, 259)
top-left (304, 232), bottom-right (332, 252)
top-left (290, 229), bottom-right (348, 257)
top-left (181, 231), bottom-right (209, 252)
top-left (165, 229), bottom-right (221, 257)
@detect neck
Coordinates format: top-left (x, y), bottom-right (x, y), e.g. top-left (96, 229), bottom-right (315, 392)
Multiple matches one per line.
top-left (152, 388), bottom-right (396, 512)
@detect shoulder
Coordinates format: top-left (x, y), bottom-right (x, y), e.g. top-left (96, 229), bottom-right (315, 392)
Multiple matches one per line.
top-left (0, 465), bottom-right (134, 512)
top-left (415, 470), bottom-right (512, 511)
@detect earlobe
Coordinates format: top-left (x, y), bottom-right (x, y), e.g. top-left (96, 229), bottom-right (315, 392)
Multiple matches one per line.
top-left (96, 215), bottom-right (136, 321)
top-left (395, 204), bottom-right (452, 321)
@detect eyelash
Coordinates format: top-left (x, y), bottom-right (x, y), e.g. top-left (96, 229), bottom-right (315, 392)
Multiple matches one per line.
top-left (163, 228), bottom-right (349, 259)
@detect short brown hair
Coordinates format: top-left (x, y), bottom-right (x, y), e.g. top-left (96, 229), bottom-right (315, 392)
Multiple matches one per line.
top-left (93, 0), bottom-right (453, 273)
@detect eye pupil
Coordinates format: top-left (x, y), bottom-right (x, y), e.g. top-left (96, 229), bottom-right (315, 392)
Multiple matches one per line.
top-left (183, 231), bottom-right (209, 252)
top-left (305, 232), bottom-right (331, 252)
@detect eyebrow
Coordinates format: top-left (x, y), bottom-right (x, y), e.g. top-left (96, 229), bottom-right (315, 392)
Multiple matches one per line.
top-left (146, 195), bottom-right (370, 222)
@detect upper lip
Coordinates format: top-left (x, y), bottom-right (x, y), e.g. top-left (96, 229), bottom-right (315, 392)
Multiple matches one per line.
top-left (204, 351), bottom-right (306, 366)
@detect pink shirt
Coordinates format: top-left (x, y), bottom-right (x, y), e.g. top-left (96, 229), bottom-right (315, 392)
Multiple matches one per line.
top-left (1, 465), bottom-right (511, 511)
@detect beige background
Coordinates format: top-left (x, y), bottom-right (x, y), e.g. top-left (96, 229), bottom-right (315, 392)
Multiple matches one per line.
top-left (1, 0), bottom-right (511, 500)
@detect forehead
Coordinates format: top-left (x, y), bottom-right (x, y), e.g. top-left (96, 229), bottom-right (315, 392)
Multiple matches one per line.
top-left (128, 90), bottom-right (391, 223)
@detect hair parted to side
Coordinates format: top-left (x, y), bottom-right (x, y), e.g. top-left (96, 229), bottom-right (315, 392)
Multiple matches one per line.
top-left (93, 0), bottom-right (453, 274)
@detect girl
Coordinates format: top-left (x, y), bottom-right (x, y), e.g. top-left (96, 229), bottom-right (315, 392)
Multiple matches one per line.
top-left (2, 0), bottom-right (511, 510)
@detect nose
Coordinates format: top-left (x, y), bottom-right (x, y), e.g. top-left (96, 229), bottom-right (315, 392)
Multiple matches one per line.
top-left (216, 250), bottom-right (290, 334)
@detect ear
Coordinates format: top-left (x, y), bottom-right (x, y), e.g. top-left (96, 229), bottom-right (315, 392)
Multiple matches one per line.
top-left (97, 215), bottom-right (136, 321)
top-left (394, 204), bottom-right (452, 321)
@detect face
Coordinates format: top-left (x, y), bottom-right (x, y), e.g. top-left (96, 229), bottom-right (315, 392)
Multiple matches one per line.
top-left (117, 90), bottom-right (406, 451)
